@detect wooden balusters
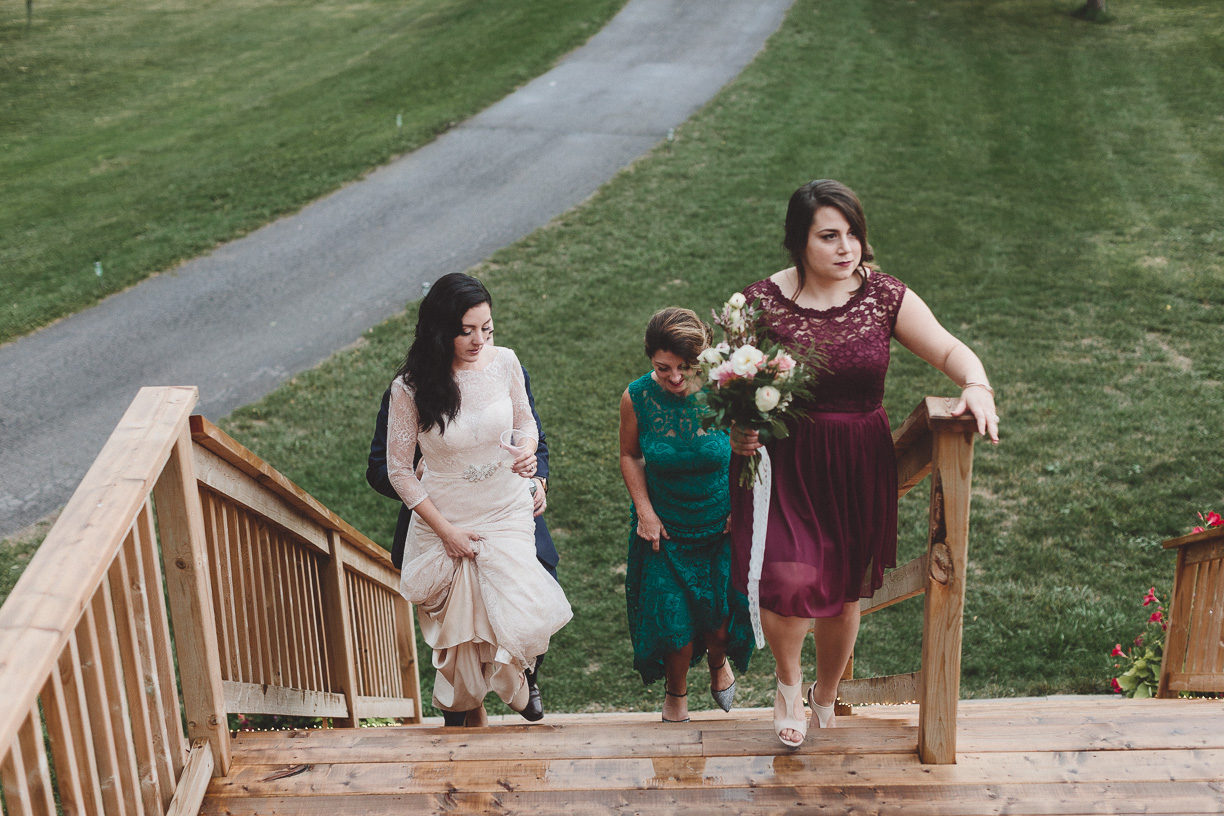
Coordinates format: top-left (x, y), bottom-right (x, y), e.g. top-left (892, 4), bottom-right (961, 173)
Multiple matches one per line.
top-left (107, 519), bottom-right (170, 814)
top-left (189, 416), bottom-right (420, 725)
top-left (0, 704), bottom-right (57, 816)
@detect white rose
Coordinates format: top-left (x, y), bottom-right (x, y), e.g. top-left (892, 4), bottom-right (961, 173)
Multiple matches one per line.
top-left (728, 292), bottom-right (747, 310)
top-left (755, 385), bottom-right (782, 412)
top-left (697, 347), bottom-right (724, 366)
top-left (730, 345), bottom-right (765, 376)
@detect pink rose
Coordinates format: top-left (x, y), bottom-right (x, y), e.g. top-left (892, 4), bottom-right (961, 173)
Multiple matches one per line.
top-left (709, 361), bottom-right (737, 385)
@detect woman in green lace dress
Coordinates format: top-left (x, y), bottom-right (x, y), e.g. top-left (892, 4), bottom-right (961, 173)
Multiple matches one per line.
top-left (618, 307), bottom-right (754, 722)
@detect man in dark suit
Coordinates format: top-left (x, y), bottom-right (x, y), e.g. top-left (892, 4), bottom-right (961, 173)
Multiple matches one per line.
top-left (366, 367), bottom-right (558, 725)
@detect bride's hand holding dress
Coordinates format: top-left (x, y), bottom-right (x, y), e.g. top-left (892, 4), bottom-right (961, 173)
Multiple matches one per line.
top-left (409, 497), bottom-right (482, 559)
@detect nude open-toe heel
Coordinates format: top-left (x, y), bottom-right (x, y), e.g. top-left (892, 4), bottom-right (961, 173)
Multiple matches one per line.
top-left (773, 677), bottom-right (807, 748)
top-left (807, 683), bottom-right (835, 729)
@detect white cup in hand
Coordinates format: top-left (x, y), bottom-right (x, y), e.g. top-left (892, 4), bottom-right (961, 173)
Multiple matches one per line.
top-left (499, 428), bottom-right (536, 456)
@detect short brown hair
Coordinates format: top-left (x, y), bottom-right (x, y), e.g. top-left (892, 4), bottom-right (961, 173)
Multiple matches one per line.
top-left (643, 307), bottom-right (713, 366)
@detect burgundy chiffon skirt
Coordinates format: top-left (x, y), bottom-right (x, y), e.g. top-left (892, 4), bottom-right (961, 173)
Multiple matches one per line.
top-left (730, 406), bottom-right (897, 619)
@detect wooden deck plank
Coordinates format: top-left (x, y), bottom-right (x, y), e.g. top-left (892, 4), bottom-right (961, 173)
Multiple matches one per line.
top-left (225, 725), bottom-right (913, 764)
top-left (228, 722), bottom-right (706, 763)
top-left (223, 702), bottom-right (1224, 763)
top-left (201, 781), bottom-right (1224, 816)
top-left (206, 748), bottom-right (1224, 797)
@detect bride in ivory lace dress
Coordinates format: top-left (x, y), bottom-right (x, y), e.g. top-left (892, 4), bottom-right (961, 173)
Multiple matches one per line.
top-left (387, 273), bottom-right (572, 722)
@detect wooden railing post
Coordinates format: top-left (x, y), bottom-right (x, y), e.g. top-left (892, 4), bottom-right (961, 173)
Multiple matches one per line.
top-left (153, 424), bottom-right (232, 776)
top-left (917, 401), bottom-right (976, 765)
top-left (322, 530), bottom-right (361, 728)
top-left (393, 596), bottom-right (424, 723)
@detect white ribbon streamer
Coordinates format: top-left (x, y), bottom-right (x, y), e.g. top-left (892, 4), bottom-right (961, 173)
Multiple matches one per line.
top-left (746, 448), bottom-right (771, 646)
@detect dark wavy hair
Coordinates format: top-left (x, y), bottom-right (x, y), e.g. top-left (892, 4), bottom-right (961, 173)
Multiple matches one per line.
top-left (395, 272), bottom-right (492, 434)
top-left (782, 179), bottom-right (876, 297)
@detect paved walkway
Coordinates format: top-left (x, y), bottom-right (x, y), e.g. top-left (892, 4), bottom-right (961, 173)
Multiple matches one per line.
top-left (0, 0), bottom-right (793, 538)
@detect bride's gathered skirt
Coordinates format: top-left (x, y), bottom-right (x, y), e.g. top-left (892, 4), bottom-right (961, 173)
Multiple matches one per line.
top-left (400, 463), bottom-right (572, 712)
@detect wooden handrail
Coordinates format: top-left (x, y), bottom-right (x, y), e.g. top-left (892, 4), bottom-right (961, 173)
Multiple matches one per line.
top-left (0, 387), bottom-right (197, 750)
top-left (835, 396), bottom-right (978, 765)
top-left (0, 387), bottom-right (208, 814)
top-left (189, 416), bottom-right (389, 566)
top-left (0, 387), bottom-right (421, 815)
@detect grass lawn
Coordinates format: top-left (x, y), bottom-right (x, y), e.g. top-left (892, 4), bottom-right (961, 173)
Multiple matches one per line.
top-left (0, 0), bottom-right (626, 344)
top-left (6, 0), bottom-right (1224, 720)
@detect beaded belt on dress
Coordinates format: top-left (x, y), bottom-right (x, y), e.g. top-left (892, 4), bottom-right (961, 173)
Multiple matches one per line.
top-left (460, 461), bottom-right (502, 482)
top-left (423, 459), bottom-right (506, 483)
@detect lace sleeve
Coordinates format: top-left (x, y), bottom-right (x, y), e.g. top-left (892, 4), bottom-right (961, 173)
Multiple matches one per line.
top-left (387, 377), bottom-right (428, 510)
top-left (504, 349), bottom-right (535, 438)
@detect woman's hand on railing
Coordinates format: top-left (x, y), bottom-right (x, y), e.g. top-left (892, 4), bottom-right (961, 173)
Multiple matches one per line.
top-left (952, 384), bottom-right (1000, 445)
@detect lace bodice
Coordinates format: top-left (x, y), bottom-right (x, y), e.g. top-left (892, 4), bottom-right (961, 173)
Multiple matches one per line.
top-left (743, 272), bottom-right (907, 413)
top-left (387, 347), bottom-right (535, 509)
top-left (628, 373), bottom-right (730, 538)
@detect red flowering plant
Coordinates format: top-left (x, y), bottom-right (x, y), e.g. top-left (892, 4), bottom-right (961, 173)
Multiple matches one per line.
top-left (1109, 586), bottom-right (1168, 698)
top-left (691, 293), bottom-right (821, 488)
top-left (1191, 510), bottom-right (1223, 534)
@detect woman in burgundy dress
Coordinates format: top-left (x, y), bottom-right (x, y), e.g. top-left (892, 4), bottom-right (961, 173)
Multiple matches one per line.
top-left (729, 180), bottom-right (999, 748)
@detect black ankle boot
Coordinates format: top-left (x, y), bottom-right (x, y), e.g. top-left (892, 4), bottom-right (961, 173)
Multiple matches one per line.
top-left (519, 664), bottom-right (544, 722)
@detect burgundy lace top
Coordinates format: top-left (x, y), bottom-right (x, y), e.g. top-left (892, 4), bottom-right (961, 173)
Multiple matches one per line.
top-left (743, 271), bottom-right (907, 413)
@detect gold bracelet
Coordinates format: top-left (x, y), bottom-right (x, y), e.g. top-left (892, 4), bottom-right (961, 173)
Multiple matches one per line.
top-left (962, 381), bottom-right (994, 395)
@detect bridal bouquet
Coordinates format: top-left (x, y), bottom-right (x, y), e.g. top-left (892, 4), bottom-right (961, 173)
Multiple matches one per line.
top-left (692, 293), bottom-right (820, 488)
